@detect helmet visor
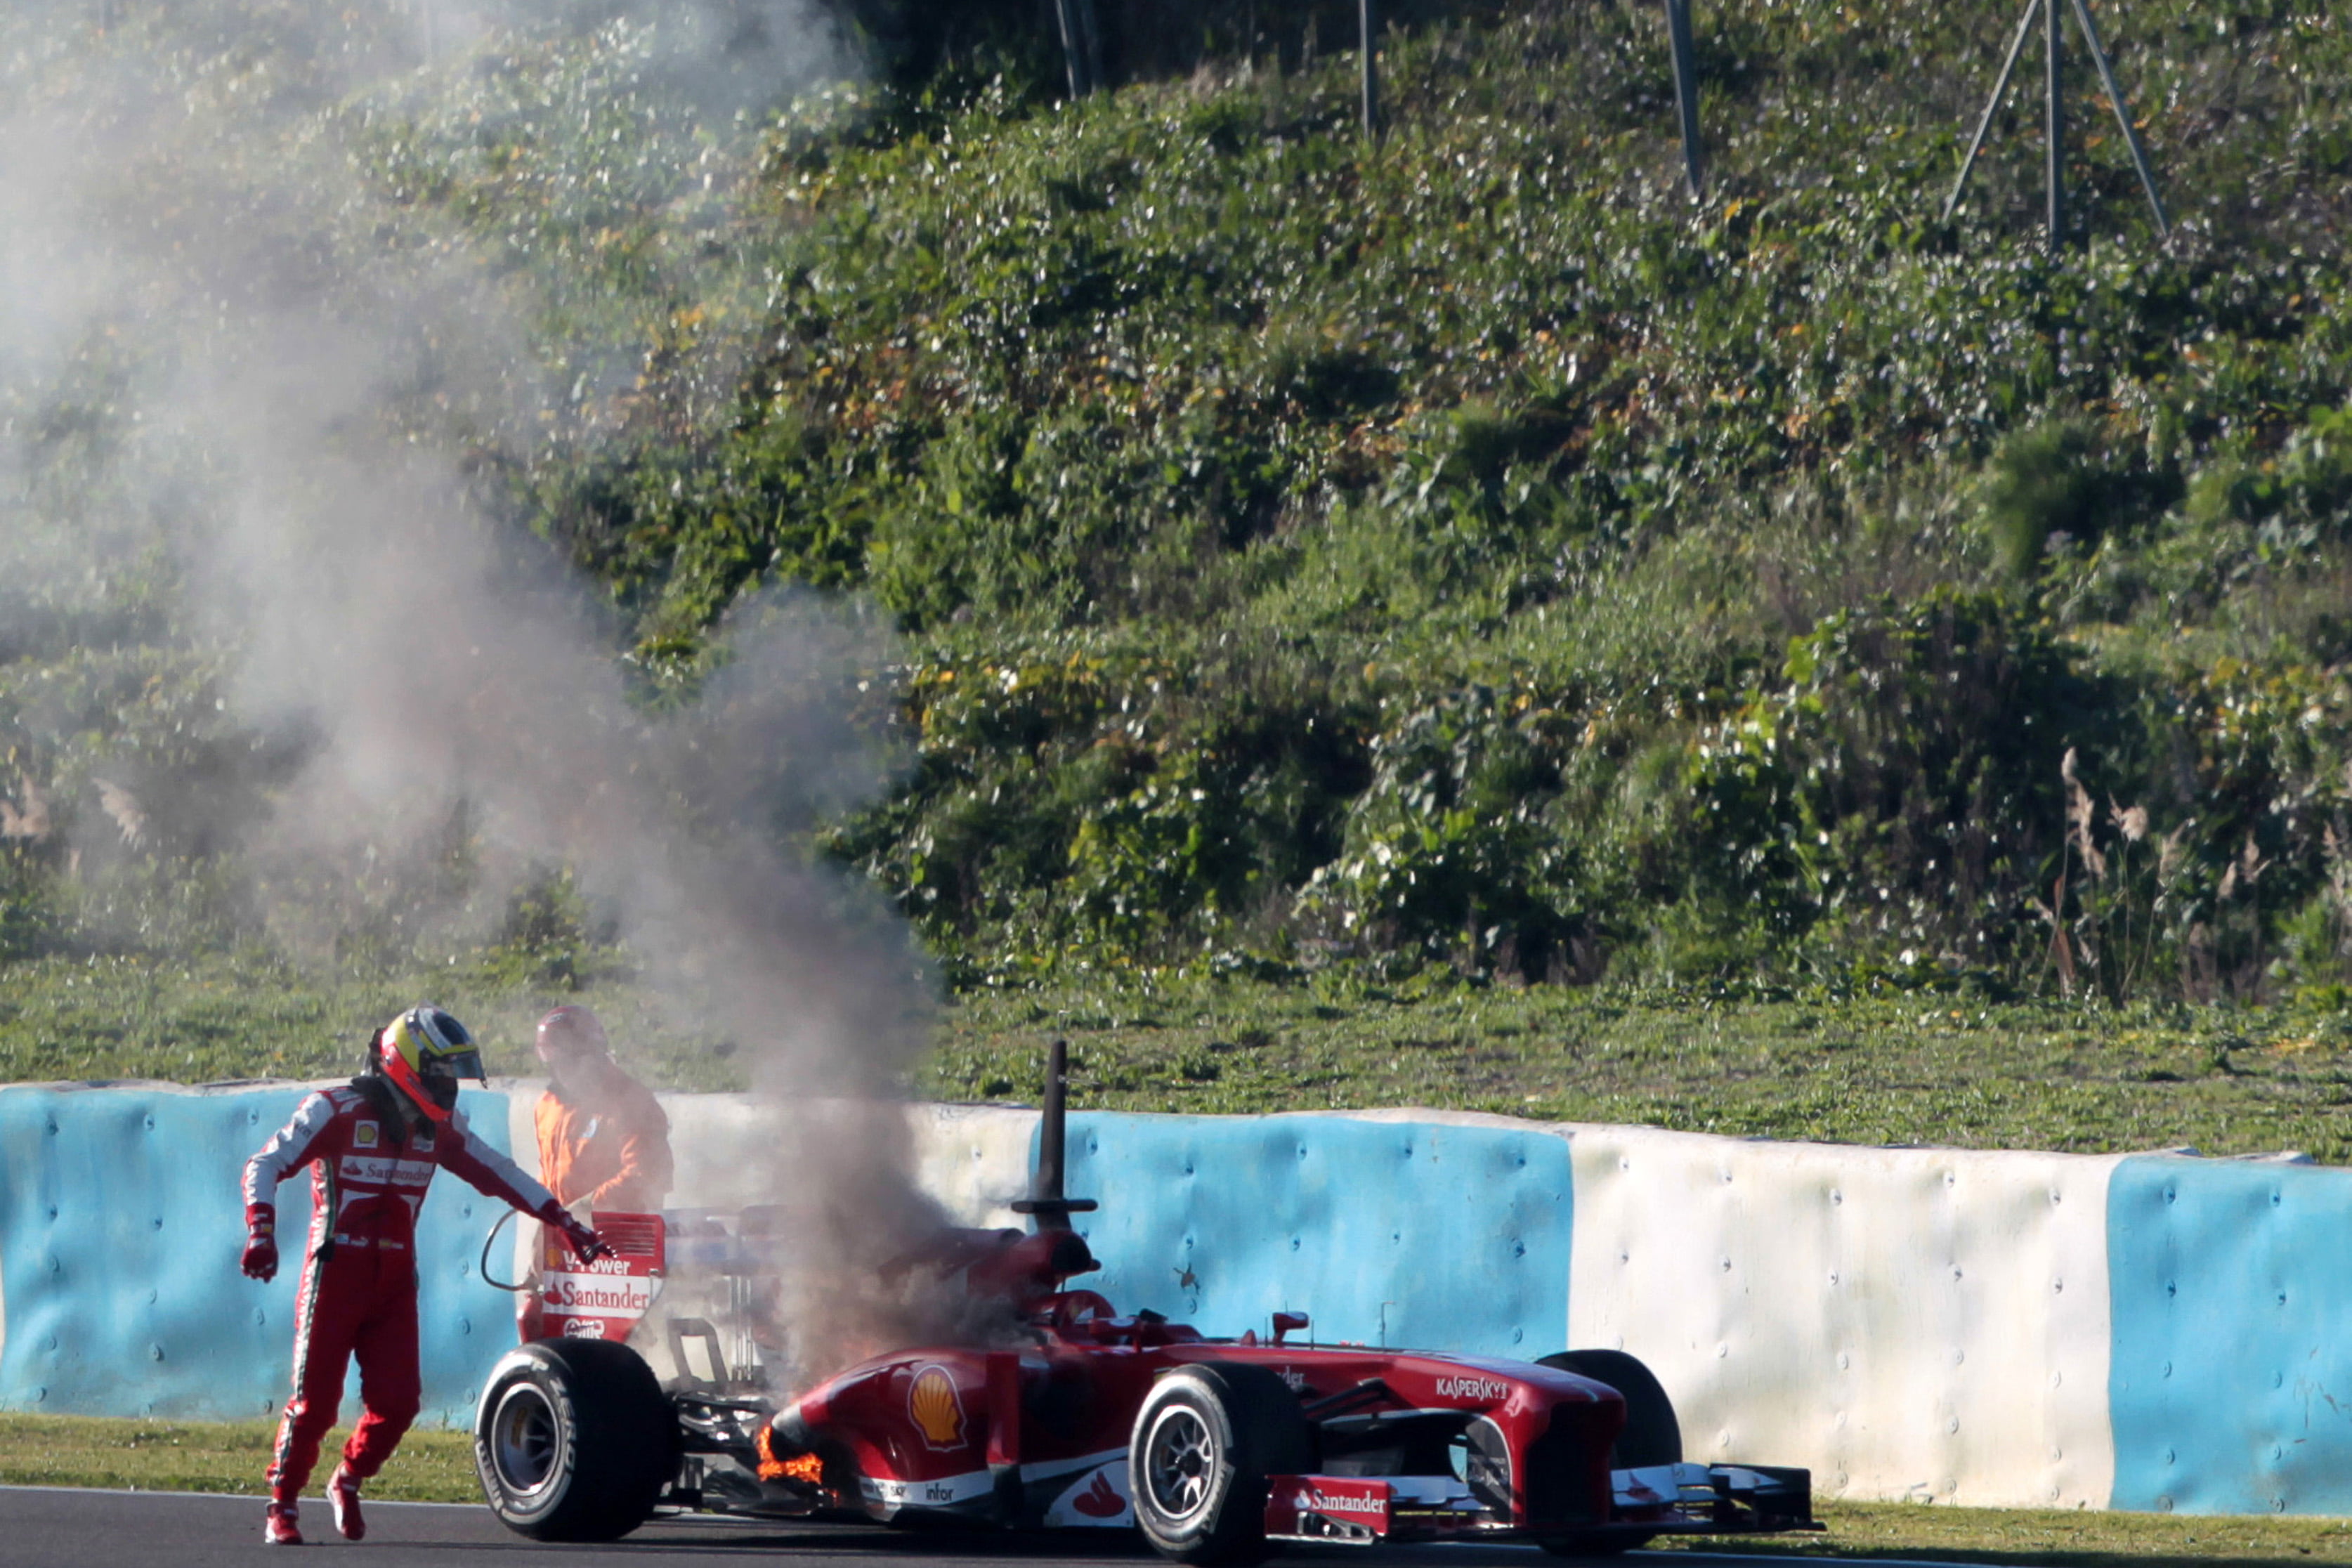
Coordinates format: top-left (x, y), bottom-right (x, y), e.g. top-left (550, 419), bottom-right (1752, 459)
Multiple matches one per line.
top-left (437, 1047), bottom-right (487, 1082)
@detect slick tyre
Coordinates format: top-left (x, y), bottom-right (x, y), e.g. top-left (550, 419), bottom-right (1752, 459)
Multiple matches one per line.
top-left (1538, 1350), bottom-right (1681, 1467)
top-left (475, 1337), bottom-right (679, 1541)
top-left (1534, 1349), bottom-right (1682, 1558)
top-left (1130, 1363), bottom-right (1313, 1566)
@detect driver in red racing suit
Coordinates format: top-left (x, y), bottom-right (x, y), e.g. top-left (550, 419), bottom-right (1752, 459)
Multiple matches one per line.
top-left (242, 1005), bottom-right (608, 1546)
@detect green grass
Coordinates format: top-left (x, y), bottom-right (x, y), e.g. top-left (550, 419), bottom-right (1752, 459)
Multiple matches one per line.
top-left (0, 948), bottom-right (745, 1092)
top-left (930, 967), bottom-right (2352, 1158)
top-left (7, 941), bottom-right (2351, 1164)
top-left (6, 1413), bottom-right (2352, 1562)
top-left (0, 1414), bottom-right (478, 1501)
top-left (1671, 1501), bottom-right (2352, 1566)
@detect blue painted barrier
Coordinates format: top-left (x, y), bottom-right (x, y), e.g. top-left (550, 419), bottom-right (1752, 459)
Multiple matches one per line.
top-left (2108, 1154), bottom-right (2352, 1514)
top-left (1061, 1112), bottom-right (1572, 1359)
top-left (0, 1083), bottom-right (520, 1425)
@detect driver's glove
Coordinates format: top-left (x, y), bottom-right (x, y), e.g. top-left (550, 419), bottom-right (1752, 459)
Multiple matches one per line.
top-left (242, 1203), bottom-right (280, 1282)
top-left (535, 1200), bottom-right (613, 1265)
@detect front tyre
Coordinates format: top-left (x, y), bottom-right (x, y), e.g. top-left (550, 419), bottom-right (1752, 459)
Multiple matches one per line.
top-left (1534, 1349), bottom-right (1682, 1557)
top-left (1130, 1364), bottom-right (1312, 1566)
top-left (1536, 1350), bottom-right (1681, 1467)
top-left (475, 1337), bottom-right (679, 1541)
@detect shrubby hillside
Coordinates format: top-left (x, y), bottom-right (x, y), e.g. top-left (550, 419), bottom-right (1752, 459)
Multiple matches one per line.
top-left (530, 1), bottom-right (2348, 999)
top-left (3, 0), bottom-right (2348, 1056)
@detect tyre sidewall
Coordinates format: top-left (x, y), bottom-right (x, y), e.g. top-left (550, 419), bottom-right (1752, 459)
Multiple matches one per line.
top-left (1131, 1371), bottom-right (1241, 1557)
top-left (476, 1349), bottom-right (583, 1534)
top-left (473, 1338), bottom-right (675, 1542)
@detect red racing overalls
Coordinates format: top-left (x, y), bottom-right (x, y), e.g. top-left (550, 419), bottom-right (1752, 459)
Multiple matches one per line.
top-left (243, 1081), bottom-right (558, 1503)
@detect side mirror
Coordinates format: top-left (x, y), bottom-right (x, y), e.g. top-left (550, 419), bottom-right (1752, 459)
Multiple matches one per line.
top-left (1272, 1311), bottom-right (1309, 1345)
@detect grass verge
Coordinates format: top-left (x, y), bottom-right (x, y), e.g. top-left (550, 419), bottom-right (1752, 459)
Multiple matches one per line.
top-left (0, 948), bottom-right (746, 1093)
top-left (4, 1415), bottom-right (2352, 1564)
top-left (932, 967), bottom-right (2352, 1162)
top-left (0, 1414), bottom-right (478, 1502)
top-left (7, 947), bottom-right (2352, 1163)
top-left (1675, 1501), bottom-right (2352, 1567)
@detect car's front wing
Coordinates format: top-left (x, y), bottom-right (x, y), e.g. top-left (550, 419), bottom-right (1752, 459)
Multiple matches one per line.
top-left (1263, 1463), bottom-right (1819, 1546)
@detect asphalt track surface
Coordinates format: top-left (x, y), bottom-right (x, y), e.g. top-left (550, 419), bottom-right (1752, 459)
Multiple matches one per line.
top-left (0, 1487), bottom-right (2002, 1568)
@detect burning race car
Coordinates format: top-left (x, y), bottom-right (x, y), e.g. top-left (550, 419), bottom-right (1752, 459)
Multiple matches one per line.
top-left (472, 1045), bottom-right (1820, 1560)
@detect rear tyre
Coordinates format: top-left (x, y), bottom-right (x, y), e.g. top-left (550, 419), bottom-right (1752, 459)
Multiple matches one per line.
top-left (1534, 1349), bottom-right (1682, 1557)
top-left (475, 1337), bottom-right (679, 1541)
top-left (1130, 1363), bottom-right (1312, 1566)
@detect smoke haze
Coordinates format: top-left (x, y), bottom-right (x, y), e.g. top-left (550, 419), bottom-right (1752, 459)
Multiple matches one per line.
top-left (1, 1), bottom-right (976, 1380)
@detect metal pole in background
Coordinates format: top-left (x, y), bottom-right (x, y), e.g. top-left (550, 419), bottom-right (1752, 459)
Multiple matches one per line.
top-left (1055, 0), bottom-right (1097, 98)
top-left (1076, 0), bottom-right (1103, 97)
top-left (2044, 0), bottom-right (2065, 247)
top-left (1943, 0), bottom-right (2041, 222)
top-left (1359, 0), bottom-right (1380, 140)
top-left (2067, 0), bottom-right (2170, 235)
top-left (1664, 0), bottom-right (1706, 198)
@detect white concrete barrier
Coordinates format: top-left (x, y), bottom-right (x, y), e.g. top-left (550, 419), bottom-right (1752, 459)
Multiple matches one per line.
top-left (1564, 1125), bottom-right (2120, 1508)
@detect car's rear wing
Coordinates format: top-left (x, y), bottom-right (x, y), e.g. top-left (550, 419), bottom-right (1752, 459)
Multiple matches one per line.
top-left (536, 1210), bottom-right (664, 1342)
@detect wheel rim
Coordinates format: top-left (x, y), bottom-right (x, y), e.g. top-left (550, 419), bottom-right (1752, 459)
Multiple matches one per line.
top-left (491, 1383), bottom-right (561, 1496)
top-left (1143, 1402), bottom-right (1217, 1524)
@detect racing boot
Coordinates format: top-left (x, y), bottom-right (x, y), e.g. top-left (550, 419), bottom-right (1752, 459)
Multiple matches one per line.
top-left (327, 1463), bottom-right (367, 1541)
top-left (263, 1499), bottom-right (303, 1546)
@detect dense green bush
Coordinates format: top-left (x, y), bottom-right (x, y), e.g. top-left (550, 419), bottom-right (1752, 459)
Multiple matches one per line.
top-left (1685, 591), bottom-right (2098, 959)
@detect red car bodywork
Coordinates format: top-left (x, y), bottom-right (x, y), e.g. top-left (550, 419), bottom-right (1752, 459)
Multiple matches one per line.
top-left (499, 1047), bottom-right (1815, 1555)
top-left (520, 1212), bottom-right (1812, 1551)
top-left (759, 1309), bottom-right (1624, 1543)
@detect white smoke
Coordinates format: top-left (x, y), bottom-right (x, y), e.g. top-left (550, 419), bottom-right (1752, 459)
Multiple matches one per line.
top-left (2, 0), bottom-right (975, 1377)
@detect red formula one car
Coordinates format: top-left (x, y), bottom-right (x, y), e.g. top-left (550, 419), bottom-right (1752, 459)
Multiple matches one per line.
top-left (473, 1046), bottom-right (1819, 1560)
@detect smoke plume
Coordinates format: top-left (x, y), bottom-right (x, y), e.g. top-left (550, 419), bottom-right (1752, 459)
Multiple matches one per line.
top-left (1, 0), bottom-right (982, 1384)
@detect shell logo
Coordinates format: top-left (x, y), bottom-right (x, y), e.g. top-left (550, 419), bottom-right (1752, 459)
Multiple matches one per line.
top-left (908, 1364), bottom-right (966, 1449)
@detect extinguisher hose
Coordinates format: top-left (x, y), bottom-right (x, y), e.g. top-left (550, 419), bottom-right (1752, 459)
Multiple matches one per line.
top-left (481, 1207), bottom-right (528, 1292)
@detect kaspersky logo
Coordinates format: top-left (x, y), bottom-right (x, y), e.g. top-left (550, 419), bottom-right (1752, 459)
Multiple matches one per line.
top-left (908, 1364), bottom-right (966, 1449)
